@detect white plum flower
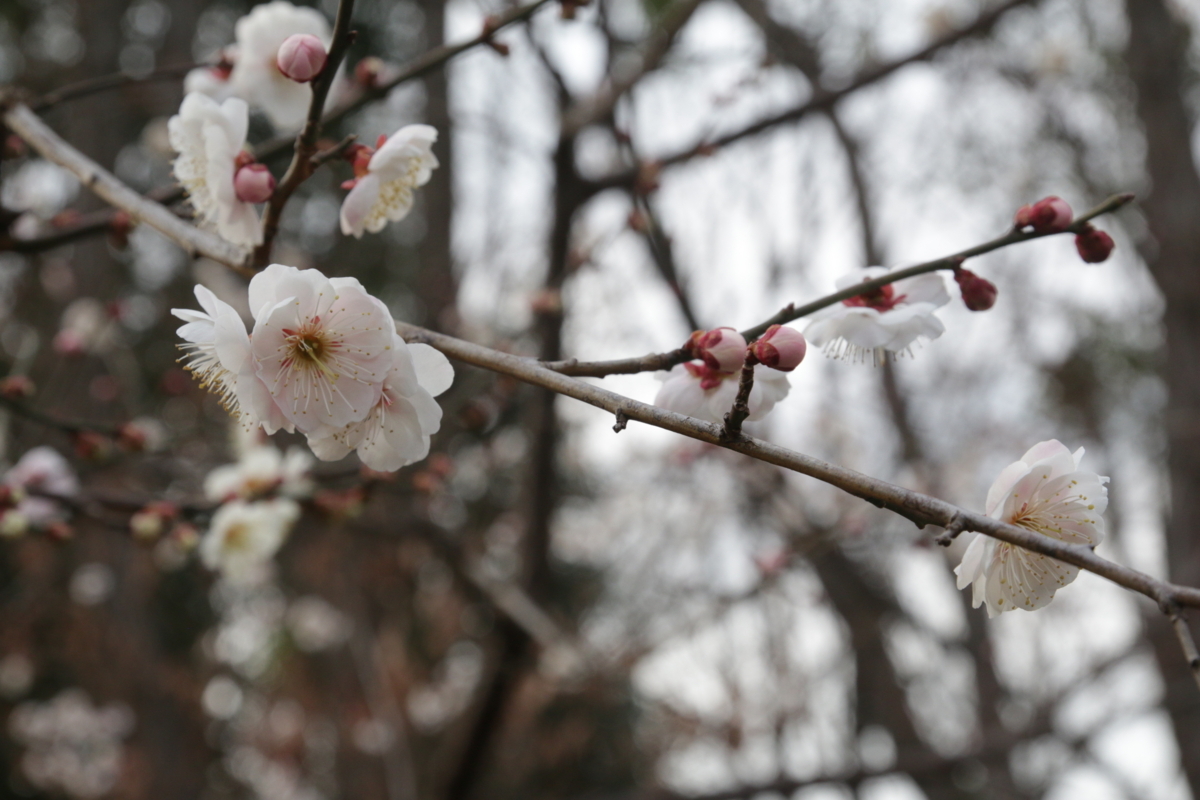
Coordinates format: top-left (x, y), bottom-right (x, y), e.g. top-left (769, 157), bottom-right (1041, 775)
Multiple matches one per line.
top-left (168, 93), bottom-right (262, 249)
top-left (804, 267), bottom-right (950, 364)
top-left (228, 1), bottom-right (332, 130)
top-left (306, 335), bottom-right (454, 471)
top-left (205, 445), bottom-right (313, 502)
top-left (200, 498), bottom-right (300, 583)
top-left (172, 285), bottom-right (290, 435)
top-left (340, 126), bottom-right (439, 238)
top-left (249, 265), bottom-right (396, 434)
top-left (654, 361), bottom-right (790, 424)
top-left (954, 440), bottom-right (1108, 617)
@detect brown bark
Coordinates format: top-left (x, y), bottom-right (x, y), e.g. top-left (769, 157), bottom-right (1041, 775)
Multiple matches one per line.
top-left (1123, 0), bottom-right (1200, 790)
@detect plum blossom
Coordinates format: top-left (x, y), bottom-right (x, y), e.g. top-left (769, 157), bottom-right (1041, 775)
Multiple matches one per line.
top-left (804, 268), bottom-right (950, 365)
top-left (228, 1), bottom-right (332, 130)
top-left (655, 362), bottom-right (790, 424)
top-left (248, 265), bottom-right (396, 433)
top-left (340, 126), bottom-right (439, 238)
top-left (954, 440), bottom-right (1108, 617)
top-left (306, 335), bottom-right (454, 471)
top-left (168, 93), bottom-right (261, 249)
top-left (200, 498), bottom-right (300, 583)
top-left (205, 445), bottom-right (313, 502)
top-left (172, 285), bottom-right (290, 435)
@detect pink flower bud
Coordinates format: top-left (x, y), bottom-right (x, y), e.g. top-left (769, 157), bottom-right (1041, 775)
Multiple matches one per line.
top-left (1075, 226), bottom-right (1115, 263)
top-left (1016, 196), bottom-right (1073, 233)
top-left (276, 34), bottom-right (327, 82)
top-left (953, 268), bottom-right (998, 312)
top-left (688, 327), bottom-right (747, 373)
top-left (751, 325), bottom-right (807, 371)
top-left (234, 164), bottom-right (276, 204)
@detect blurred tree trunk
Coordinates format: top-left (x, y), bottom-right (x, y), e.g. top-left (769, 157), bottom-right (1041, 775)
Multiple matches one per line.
top-left (1123, 0), bottom-right (1200, 791)
top-left (415, 0), bottom-right (458, 331)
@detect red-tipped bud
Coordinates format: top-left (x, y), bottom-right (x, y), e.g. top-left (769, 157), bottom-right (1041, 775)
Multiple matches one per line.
top-left (0, 375), bottom-right (35, 400)
top-left (116, 422), bottom-right (147, 452)
top-left (277, 34), bottom-right (327, 82)
top-left (45, 521), bottom-right (73, 541)
top-left (108, 211), bottom-right (133, 249)
top-left (72, 431), bottom-right (111, 461)
top-left (750, 325), bottom-right (807, 371)
top-left (1075, 225), bottom-right (1115, 263)
top-left (953, 268), bottom-right (998, 312)
top-left (688, 327), bottom-right (748, 373)
top-left (130, 502), bottom-right (177, 541)
top-left (1015, 195), bottom-right (1073, 233)
top-left (354, 56), bottom-right (385, 88)
top-left (234, 163), bottom-right (275, 203)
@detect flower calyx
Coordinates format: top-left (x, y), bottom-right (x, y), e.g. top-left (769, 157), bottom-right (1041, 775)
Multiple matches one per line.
top-left (842, 281), bottom-right (904, 311)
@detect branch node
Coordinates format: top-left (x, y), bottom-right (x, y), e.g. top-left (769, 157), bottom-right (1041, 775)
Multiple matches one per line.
top-left (612, 410), bottom-right (627, 433)
top-left (934, 513), bottom-right (968, 547)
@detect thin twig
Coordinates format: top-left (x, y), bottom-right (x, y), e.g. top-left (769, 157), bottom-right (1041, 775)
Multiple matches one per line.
top-left (721, 354), bottom-right (757, 438)
top-left (1, 102), bottom-right (248, 271)
top-left (31, 62), bottom-right (200, 111)
top-left (252, 0), bottom-right (357, 268)
top-left (0, 396), bottom-right (120, 437)
top-left (311, 134), bottom-right (358, 168)
top-left (252, 0), bottom-right (556, 165)
top-left (541, 193), bottom-right (1134, 377)
top-left (1166, 604), bottom-right (1200, 691)
top-left (591, 0), bottom-right (1038, 191)
top-left (395, 320), bottom-right (1200, 614)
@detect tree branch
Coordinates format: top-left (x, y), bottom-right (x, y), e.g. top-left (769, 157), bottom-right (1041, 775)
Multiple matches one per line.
top-left (396, 320), bottom-right (1200, 617)
top-left (591, 0), bottom-right (1038, 191)
top-left (252, 0), bottom-right (557, 165)
top-left (30, 62), bottom-right (200, 111)
top-left (1, 102), bottom-right (249, 272)
top-left (542, 192), bottom-right (1134, 377)
top-left (252, 0), bottom-right (357, 268)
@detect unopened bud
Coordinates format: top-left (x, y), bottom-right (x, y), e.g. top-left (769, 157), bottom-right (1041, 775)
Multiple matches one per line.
top-left (277, 33), bottom-right (327, 82)
top-left (3, 134), bottom-right (25, 160)
top-left (108, 211), bottom-right (133, 249)
top-left (354, 56), bottom-right (385, 88)
top-left (688, 327), bottom-right (748, 373)
top-left (1015, 195), bottom-right (1073, 233)
top-left (234, 163), bottom-right (275, 203)
top-left (130, 509), bottom-right (165, 541)
top-left (45, 521), bottom-right (73, 541)
top-left (953, 268), bottom-right (998, 311)
top-left (1075, 225), bottom-right (1115, 263)
top-left (116, 422), bottom-right (147, 452)
top-left (750, 325), bottom-right (807, 371)
top-left (0, 375), bottom-right (34, 400)
top-left (72, 431), bottom-right (111, 461)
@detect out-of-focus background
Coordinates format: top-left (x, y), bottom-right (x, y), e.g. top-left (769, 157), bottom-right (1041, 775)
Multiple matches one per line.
top-left (0, 0), bottom-right (1197, 797)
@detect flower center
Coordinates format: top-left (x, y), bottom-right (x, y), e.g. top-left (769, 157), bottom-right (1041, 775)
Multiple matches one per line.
top-left (843, 283), bottom-right (905, 311)
top-left (281, 319), bottom-right (340, 382)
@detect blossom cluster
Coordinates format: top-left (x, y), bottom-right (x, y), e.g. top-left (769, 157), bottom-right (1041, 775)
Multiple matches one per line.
top-left (166, 1), bottom-right (439, 250)
top-left (173, 264), bottom-right (453, 473)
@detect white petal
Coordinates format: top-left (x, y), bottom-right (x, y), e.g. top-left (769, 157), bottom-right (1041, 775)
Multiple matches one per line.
top-left (408, 343), bottom-right (454, 397)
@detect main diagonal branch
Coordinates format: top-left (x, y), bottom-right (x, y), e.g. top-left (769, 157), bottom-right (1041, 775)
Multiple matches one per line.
top-left (1, 102), bottom-right (248, 271)
top-left (396, 319), bottom-right (1200, 615)
top-left (542, 193), bottom-right (1134, 377)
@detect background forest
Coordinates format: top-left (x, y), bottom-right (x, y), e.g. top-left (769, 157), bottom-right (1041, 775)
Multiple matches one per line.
top-left (0, 0), bottom-right (1197, 798)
